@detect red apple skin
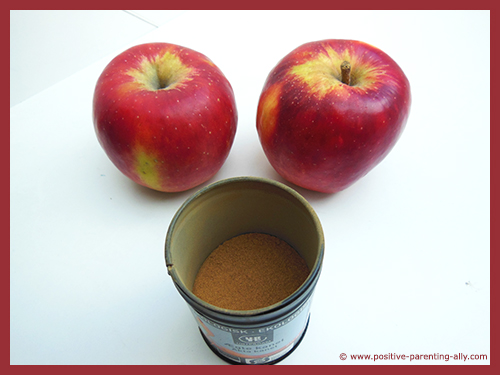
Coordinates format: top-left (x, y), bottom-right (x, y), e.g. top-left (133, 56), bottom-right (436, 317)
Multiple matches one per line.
top-left (257, 39), bottom-right (411, 193)
top-left (93, 43), bottom-right (237, 192)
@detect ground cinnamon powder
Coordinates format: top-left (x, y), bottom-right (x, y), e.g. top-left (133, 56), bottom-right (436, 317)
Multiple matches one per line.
top-left (192, 233), bottom-right (310, 310)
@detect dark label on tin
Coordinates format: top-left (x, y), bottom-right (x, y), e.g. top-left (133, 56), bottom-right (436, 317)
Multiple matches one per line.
top-left (190, 298), bottom-right (312, 364)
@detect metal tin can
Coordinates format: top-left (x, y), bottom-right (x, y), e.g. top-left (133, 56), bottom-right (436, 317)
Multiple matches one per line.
top-left (165, 177), bottom-right (324, 365)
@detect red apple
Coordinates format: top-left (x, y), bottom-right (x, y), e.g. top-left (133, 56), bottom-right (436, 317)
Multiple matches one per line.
top-left (93, 43), bottom-right (237, 192)
top-left (257, 39), bottom-right (411, 193)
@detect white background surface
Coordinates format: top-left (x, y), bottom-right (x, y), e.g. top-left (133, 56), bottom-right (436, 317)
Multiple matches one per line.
top-left (10, 10), bottom-right (490, 365)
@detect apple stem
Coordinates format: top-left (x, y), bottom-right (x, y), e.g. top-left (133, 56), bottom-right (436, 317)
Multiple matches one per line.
top-left (341, 61), bottom-right (351, 86)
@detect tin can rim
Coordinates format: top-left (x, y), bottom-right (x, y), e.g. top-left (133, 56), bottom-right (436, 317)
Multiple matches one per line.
top-left (165, 176), bottom-right (325, 317)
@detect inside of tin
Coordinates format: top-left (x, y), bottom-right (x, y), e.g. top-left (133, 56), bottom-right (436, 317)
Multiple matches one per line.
top-left (167, 179), bottom-right (323, 295)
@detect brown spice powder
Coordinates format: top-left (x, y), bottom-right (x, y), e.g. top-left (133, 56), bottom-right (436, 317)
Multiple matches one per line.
top-left (192, 233), bottom-right (310, 311)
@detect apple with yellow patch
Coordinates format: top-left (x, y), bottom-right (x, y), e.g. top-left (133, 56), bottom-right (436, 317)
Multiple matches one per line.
top-left (93, 43), bottom-right (237, 192)
top-left (257, 39), bottom-right (411, 193)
